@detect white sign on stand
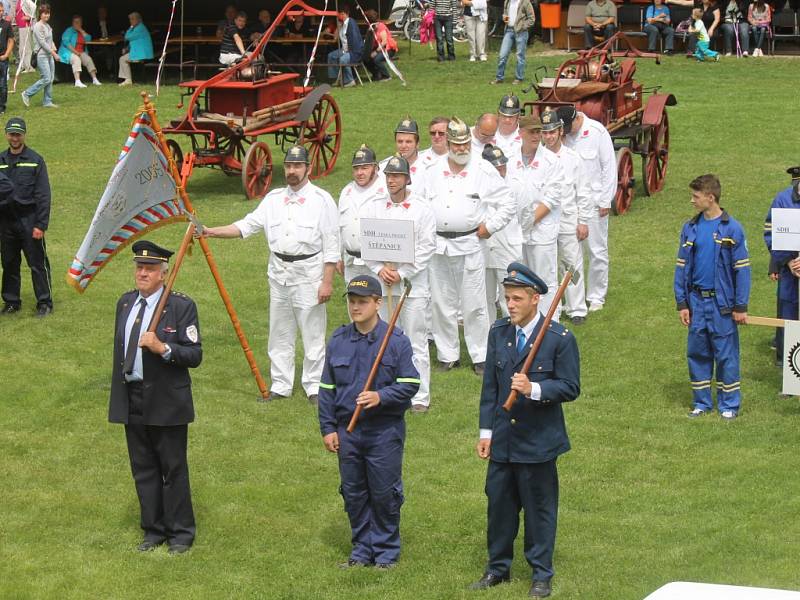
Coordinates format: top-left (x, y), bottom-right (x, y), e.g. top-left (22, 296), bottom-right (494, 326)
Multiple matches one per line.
top-left (359, 218), bottom-right (415, 264)
top-left (772, 209), bottom-right (800, 395)
top-left (770, 208), bottom-right (800, 251)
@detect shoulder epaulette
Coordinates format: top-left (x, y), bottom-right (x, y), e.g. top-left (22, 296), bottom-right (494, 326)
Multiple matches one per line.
top-left (170, 291), bottom-right (189, 298)
top-left (491, 316), bottom-right (512, 329)
top-left (547, 321), bottom-right (569, 337)
top-left (332, 324), bottom-right (349, 338)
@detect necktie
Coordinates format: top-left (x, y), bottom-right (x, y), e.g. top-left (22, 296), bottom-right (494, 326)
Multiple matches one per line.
top-left (123, 298), bottom-right (147, 375)
top-left (516, 329), bottom-right (527, 355)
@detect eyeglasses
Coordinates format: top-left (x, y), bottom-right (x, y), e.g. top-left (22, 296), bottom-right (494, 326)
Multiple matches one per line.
top-left (429, 131), bottom-right (446, 137)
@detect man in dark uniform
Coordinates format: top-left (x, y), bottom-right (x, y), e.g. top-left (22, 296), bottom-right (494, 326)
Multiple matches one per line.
top-left (109, 240), bottom-right (202, 555)
top-left (318, 275), bottom-right (420, 569)
top-left (0, 117), bottom-right (53, 317)
top-left (472, 262), bottom-right (580, 598)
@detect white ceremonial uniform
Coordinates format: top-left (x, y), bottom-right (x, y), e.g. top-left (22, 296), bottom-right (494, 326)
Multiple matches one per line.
top-left (510, 145), bottom-right (566, 319)
top-left (419, 147), bottom-right (447, 168)
top-left (471, 127), bottom-right (496, 157)
top-left (424, 156), bottom-right (514, 364)
top-left (338, 175), bottom-right (388, 282)
top-left (553, 144), bottom-right (592, 318)
top-left (563, 115), bottom-right (617, 308)
top-left (379, 154), bottom-right (429, 198)
top-left (495, 127), bottom-right (522, 158)
top-left (484, 171), bottom-right (523, 319)
top-left (234, 181), bottom-right (339, 397)
top-left (365, 192), bottom-right (436, 407)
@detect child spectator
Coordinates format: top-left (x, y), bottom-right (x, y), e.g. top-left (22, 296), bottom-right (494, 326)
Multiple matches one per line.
top-left (690, 7), bottom-right (720, 60)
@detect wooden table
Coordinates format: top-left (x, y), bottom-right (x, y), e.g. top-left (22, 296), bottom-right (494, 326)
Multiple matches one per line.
top-left (85, 34), bottom-right (124, 46)
top-left (85, 35), bottom-right (124, 78)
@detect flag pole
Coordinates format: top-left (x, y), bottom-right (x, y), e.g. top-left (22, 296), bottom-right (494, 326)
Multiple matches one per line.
top-left (139, 91), bottom-right (270, 400)
top-left (148, 222), bottom-right (195, 333)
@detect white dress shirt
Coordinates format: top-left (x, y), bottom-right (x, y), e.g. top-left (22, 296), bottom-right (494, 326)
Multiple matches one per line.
top-left (338, 176), bottom-right (388, 265)
top-left (563, 115), bottom-right (617, 210)
top-left (495, 127), bottom-right (522, 158)
top-left (508, 145), bottom-right (566, 245)
top-left (123, 286), bottom-right (167, 382)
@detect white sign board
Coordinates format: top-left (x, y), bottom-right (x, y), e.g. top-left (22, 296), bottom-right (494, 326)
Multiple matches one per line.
top-left (770, 208), bottom-right (800, 251)
top-left (359, 218), bottom-right (415, 264)
top-left (782, 320), bottom-right (800, 395)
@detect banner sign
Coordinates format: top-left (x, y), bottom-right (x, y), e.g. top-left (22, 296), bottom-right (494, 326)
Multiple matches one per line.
top-left (359, 218), bottom-right (415, 264)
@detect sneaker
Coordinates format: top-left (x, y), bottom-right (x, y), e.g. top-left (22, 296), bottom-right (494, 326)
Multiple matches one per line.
top-left (489, 79), bottom-right (503, 85)
top-left (43, 103), bottom-right (59, 108)
top-left (512, 78), bottom-right (524, 85)
top-left (479, 55), bottom-right (488, 62)
top-left (118, 79), bottom-right (132, 86)
top-left (469, 55), bottom-right (476, 62)
top-left (720, 410), bottom-right (737, 421)
top-left (75, 80), bottom-right (87, 88)
top-left (342, 80), bottom-right (356, 88)
top-left (92, 79), bottom-right (102, 85)
top-left (687, 407), bottom-right (707, 418)
top-left (714, 55), bottom-right (720, 62)
top-left (742, 51), bottom-right (749, 57)
top-left (1, 303), bottom-right (20, 315)
top-left (588, 302), bottom-right (604, 313)
top-left (20, 92), bottom-right (30, 107)
top-left (725, 52), bottom-right (732, 57)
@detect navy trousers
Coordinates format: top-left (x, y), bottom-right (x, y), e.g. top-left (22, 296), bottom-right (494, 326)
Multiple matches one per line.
top-left (337, 420), bottom-right (405, 565)
top-left (1, 211), bottom-right (53, 308)
top-left (486, 459), bottom-right (559, 582)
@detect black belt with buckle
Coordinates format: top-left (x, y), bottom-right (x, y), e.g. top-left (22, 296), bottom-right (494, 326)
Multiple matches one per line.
top-left (346, 249), bottom-right (362, 258)
top-left (692, 286), bottom-right (716, 298)
top-left (436, 227), bottom-right (479, 239)
top-left (274, 250), bottom-right (320, 262)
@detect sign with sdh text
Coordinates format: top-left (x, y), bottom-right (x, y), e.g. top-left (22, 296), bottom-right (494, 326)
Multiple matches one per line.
top-left (771, 208), bottom-right (800, 251)
top-left (360, 218), bottom-right (416, 263)
top-left (782, 320), bottom-right (800, 395)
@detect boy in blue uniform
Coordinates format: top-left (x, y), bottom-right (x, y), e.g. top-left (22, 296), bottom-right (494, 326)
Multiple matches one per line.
top-left (318, 275), bottom-right (420, 568)
top-left (472, 262), bottom-right (580, 599)
top-left (674, 174), bottom-right (750, 420)
top-left (764, 168), bottom-right (800, 365)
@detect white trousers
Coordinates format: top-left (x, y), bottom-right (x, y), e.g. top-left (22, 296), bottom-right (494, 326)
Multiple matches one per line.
top-left (523, 242), bottom-right (559, 320)
top-left (219, 52), bottom-right (243, 66)
top-left (118, 53), bottom-right (133, 81)
top-left (343, 261), bottom-right (373, 286)
top-left (17, 27), bottom-right (34, 71)
top-left (69, 52), bottom-right (96, 75)
top-left (380, 296), bottom-right (431, 407)
top-left (485, 266), bottom-right (510, 320)
top-left (583, 210), bottom-right (609, 305)
top-left (430, 252), bottom-right (489, 364)
top-left (557, 229), bottom-right (587, 317)
top-left (465, 16), bottom-right (487, 58)
top-left (268, 279), bottom-right (327, 396)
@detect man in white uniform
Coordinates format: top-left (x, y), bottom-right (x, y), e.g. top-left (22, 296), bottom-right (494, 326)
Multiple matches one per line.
top-left (510, 114), bottom-right (566, 319)
top-left (424, 117), bottom-right (515, 375)
top-left (365, 155), bottom-right (436, 412)
top-left (495, 94), bottom-right (522, 158)
top-left (379, 118), bottom-right (428, 197)
top-left (471, 113), bottom-right (498, 157)
top-left (338, 145), bottom-right (388, 283)
top-left (541, 108), bottom-right (592, 325)
top-left (200, 146), bottom-right (339, 404)
top-left (481, 144), bottom-right (523, 319)
top-left (419, 116), bottom-right (449, 168)
top-left (557, 105), bottom-right (616, 313)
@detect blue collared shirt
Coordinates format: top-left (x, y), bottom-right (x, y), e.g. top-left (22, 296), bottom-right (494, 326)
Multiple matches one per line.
top-left (123, 287), bottom-right (166, 382)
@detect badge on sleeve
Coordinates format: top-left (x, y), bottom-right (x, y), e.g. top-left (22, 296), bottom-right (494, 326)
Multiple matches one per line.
top-left (186, 324), bottom-right (199, 343)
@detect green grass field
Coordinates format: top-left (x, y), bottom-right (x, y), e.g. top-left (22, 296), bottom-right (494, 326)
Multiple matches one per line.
top-left (1, 42), bottom-right (800, 599)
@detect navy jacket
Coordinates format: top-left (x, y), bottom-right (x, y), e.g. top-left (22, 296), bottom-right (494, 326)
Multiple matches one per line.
top-left (0, 146), bottom-right (51, 231)
top-left (109, 289), bottom-right (202, 426)
top-left (318, 319), bottom-right (419, 435)
top-left (674, 210), bottom-right (751, 313)
top-left (342, 18), bottom-right (364, 61)
top-left (764, 185), bottom-right (800, 303)
top-left (479, 316), bottom-right (580, 464)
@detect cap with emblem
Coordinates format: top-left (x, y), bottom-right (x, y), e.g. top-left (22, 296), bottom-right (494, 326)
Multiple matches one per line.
top-left (5, 117), bottom-right (26, 134)
top-left (383, 154), bottom-right (410, 177)
top-left (284, 144), bottom-right (310, 164)
top-left (502, 261), bottom-right (548, 294)
top-left (482, 144), bottom-right (508, 168)
top-left (540, 107), bottom-right (563, 132)
top-left (556, 105), bottom-right (578, 134)
top-left (394, 117), bottom-right (419, 137)
top-left (446, 116), bottom-right (471, 144)
top-left (352, 144), bottom-right (378, 166)
top-left (132, 240), bottom-right (174, 264)
top-left (787, 166), bottom-right (800, 181)
top-left (344, 274), bottom-right (383, 297)
top-left (518, 114), bottom-right (543, 132)
top-left (498, 94), bottom-right (521, 117)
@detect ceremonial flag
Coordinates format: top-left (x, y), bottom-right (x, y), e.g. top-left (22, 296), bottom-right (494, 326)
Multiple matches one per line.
top-left (67, 112), bottom-right (186, 292)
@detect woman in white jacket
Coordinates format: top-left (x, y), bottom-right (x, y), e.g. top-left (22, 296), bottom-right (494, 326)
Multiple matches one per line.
top-left (462, 0), bottom-right (488, 61)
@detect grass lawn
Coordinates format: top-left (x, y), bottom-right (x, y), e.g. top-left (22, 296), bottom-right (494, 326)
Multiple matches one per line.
top-left (1, 40), bottom-right (800, 599)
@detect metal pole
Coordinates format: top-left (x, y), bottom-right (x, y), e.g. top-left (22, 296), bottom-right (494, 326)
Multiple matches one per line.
top-left (180, 0), bottom-right (184, 81)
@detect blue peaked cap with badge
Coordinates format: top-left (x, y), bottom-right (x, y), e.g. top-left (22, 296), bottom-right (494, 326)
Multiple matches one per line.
top-left (502, 261), bottom-right (548, 294)
top-left (132, 240), bottom-right (174, 264)
top-left (344, 274), bottom-right (383, 297)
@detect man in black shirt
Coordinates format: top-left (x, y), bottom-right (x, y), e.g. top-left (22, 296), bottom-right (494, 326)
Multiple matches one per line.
top-left (219, 10), bottom-right (248, 66)
top-left (0, 3), bottom-right (15, 115)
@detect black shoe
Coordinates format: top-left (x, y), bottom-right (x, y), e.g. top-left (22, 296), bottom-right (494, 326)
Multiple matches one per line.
top-left (1, 304), bottom-right (20, 315)
top-left (168, 543), bottom-right (191, 555)
top-left (35, 305), bottom-right (52, 318)
top-left (470, 572), bottom-right (509, 590)
top-left (473, 362), bottom-right (485, 376)
top-left (260, 391), bottom-right (288, 403)
top-left (411, 404), bottom-right (429, 414)
top-left (437, 360), bottom-right (461, 372)
top-left (137, 539), bottom-right (166, 552)
top-left (437, 56), bottom-right (445, 62)
top-left (308, 394), bottom-right (319, 407)
top-left (570, 315), bottom-right (586, 325)
top-left (529, 579), bottom-right (552, 598)
top-left (375, 562), bottom-right (397, 569)
top-left (339, 559), bottom-right (370, 569)
top-left (447, 55), bottom-right (456, 61)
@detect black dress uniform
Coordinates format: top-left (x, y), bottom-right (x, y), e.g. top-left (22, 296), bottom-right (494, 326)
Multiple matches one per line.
top-left (477, 263), bottom-right (580, 594)
top-left (109, 241), bottom-right (202, 552)
top-left (0, 118), bottom-right (53, 314)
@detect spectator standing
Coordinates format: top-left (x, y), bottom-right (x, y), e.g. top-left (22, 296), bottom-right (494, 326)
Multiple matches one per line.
top-left (219, 11), bottom-right (248, 66)
top-left (492, 0), bottom-right (535, 85)
top-left (363, 9), bottom-right (398, 82)
top-left (58, 15), bottom-right (102, 88)
top-left (748, 0), bottom-right (771, 56)
top-left (583, 0), bottom-right (617, 48)
top-left (644, 0), bottom-right (675, 53)
top-left (721, 0), bottom-right (750, 56)
top-left (463, 0), bottom-right (489, 62)
top-left (326, 5), bottom-right (364, 88)
top-left (0, 4), bottom-right (13, 115)
top-left (118, 12), bottom-right (154, 86)
top-left (21, 4), bottom-right (58, 109)
top-left (15, 0), bottom-right (36, 74)
top-left (432, 0), bottom-right (459, 61)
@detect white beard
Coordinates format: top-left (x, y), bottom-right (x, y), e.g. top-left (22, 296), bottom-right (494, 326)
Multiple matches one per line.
top-left (449, 150), bottom-right (470, 165)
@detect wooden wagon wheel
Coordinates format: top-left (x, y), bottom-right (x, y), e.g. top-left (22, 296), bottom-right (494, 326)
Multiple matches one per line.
top-left (300, 94), bottom-right (342, 180)
top-left (241, 141), bottom-right (273, 200)
top-left (165, 139), bottom-right (183, 168)
top-left (613, 147), bottom-right (635, 216)
top-left (643, 110), bottom-right (669, 196)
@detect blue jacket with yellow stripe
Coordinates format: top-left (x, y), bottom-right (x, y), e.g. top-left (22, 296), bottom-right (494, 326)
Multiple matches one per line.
top-left (674, 210), bottom-right (751, 313)
top-left (763, 185), bottom-right (800, 303)
top-left (318, 319), bottom-right (420, 436)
